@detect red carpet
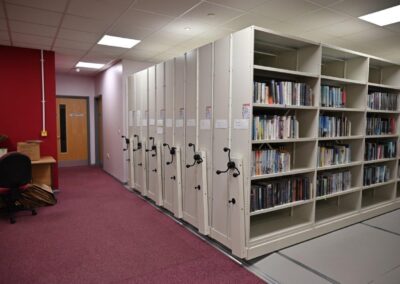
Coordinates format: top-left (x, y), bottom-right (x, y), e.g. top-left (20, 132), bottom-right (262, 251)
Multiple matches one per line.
top-left (0, 166), bottom-right (263, 283)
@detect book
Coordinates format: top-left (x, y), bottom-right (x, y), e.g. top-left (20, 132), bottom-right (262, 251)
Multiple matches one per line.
top-left (319, 115), bottom-right (351, 137)
top-left (367, 92), bottom-right (398, 111)
top-left (321, 85), bottom-right (346, 108)
top-left (252, 148), bottom-right (291, 176)
top-left (363, 165), bottom-right (390, 185)
top-left (366, 116), bottom-right (396, 135)
top-left (365, 140), bottom-right (396, 161)
top-left (318, 143), bottom-right (351, 167)
top-left (252, 115), bottom-right (299, 140)
top-left (317, 170), bottom-right (351, 197)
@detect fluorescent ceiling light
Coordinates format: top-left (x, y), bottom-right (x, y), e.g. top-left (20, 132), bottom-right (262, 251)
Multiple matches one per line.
top-left (97, 35), bottom-right (140, 48)
top-left (359, 5), bottom-right (400, 26)
top-left (76, 61), bottom-right (104, 69)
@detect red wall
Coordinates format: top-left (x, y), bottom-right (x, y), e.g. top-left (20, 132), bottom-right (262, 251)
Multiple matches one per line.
top-left (0, 45), bottom-right (58, 188)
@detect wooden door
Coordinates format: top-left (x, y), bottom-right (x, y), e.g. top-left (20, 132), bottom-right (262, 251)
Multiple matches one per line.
top-left (56, 97), bottom-right (88, 165)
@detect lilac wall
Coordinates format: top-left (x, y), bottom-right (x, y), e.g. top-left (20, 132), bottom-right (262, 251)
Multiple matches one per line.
top-left (56, 74), bottom-right (96, 164)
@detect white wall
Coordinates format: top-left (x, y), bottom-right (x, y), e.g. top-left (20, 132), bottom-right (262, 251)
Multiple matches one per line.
top-left (56, 74), bottom-right (96, 164)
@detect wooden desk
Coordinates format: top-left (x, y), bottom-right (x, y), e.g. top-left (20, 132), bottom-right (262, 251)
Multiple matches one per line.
top-left (31, 156), bottom-right (56, 188)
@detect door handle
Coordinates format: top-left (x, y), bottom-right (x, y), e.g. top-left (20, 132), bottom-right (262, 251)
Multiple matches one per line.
top-left (194, 185), bottom-right (201, 190)
top-left (170, 176), bottom-right (176, 180)
top-left (228, 198), bottom-right (236, 205)
top-left (152, 169), bottom-right (157, 172)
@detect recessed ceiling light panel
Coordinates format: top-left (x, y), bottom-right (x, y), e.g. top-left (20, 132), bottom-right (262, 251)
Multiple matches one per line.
top-left (76, 61), bottom-right (104, 69)
top-left (97, 35), bottom-right (141, 48)
top-left (359, 5), bottom-right (400, 26)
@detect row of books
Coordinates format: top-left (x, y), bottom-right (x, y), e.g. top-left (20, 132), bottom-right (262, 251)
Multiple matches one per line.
top-left (363, 165), bottom-right (390, 186)
top-left (321, 85), bottom-right (346, 108)
top-left (252, 148), bottom-right (291, 176)
top-left (252, 115), bottom-right (299, 140)
top-left (365, 141), bottom-right (397, 161)
top-left (250, 177), bottom-right (310, 211)
top-left (253, 80), bottom-right (313, 106)
top-left (319, 115), bottom-right (351, 137)
top-left (367, 92), bottom-right (398, 111)
top-left (317, 170), bottom-right (351, 197)
top-left (318, 143), bottom-right (351, 167)
top-left (366, 117), bottom-right (396, 135)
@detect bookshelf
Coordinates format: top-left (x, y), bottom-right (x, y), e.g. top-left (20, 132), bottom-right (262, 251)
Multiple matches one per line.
top-left (128, 25), bottom-right (400, 260)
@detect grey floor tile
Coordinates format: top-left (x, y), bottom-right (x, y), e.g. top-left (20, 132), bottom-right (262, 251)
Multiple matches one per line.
top-left (370, 265), bottom-right (400, 284)
top-left (249, 253), bottom-right (332, 284)
top-left (279, 224), bottom-right (400, 284)
top-left (363, 209), bottom-right (400, 235)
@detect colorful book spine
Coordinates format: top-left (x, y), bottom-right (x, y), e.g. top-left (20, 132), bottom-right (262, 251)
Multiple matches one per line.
top-left (250, 177), bottom-right (310, 212)
top-left (363, 165), bottom-right (390, 185)
top-left (367, 92), bottom-right (398, 111)
top-left (318, 143), bottom-right (351, 167)
top-left (366, 116), bottom-right (396, 135)
top-left (252, 115), bottom-right (299, 140)
top-left (251, 148), bottom-right (291, 176)
top-left (321, 85), bottom-right (346, 108)
top-left (319, 115), bottom-right (351, 137)
top-left (365, 140), bottom-right (396, 160)
top-left (317, 170), bottom-right (351, 197)
top-left (253, 80), bottom-right (313, 106)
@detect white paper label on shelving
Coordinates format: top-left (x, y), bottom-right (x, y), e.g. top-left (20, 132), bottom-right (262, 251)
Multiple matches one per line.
top-left (142, 119), bottom-right (147, 126)
top-left (157, 127), bottom-right (163, 134)
top-left (233, 119), bottom-right (249, 129)
top-left (200, 119), bottom-right (211, 130)
top-left (166, 119), bottom-right (173, 128)
top-left (175, 119), bottom-right (184, 128)
top-left (149, 119), bottom-right (155, 126)
top-left (242, 104), bottom-right (251, 119)
top-left (128, 110), bottom-right (133, 127)
top-left (187, 119), bottom-right (196, 127)
top-left (215, 119), bottom-right (228, 129)
top-left (157, 119), bottom-right (164, 126)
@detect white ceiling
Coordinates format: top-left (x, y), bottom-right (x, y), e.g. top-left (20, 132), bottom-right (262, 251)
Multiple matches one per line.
top-left (1, 0), bottom-right (400, 75)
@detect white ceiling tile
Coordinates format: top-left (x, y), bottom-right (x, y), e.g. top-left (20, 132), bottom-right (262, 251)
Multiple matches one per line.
top-left (52, 46), bottom-right (87, 57)
top-left (12, 32), bottom-right (53, 46)
top-left (0, 30), bottom-right (9, 40)
top-left (133, 0), bottom-right (201, 17)
top-left (54, 38), bottom-right (93, 50)
top-left (6, 0), bottom-right (68, 12)
top-left (90, 45), bottom-right (126, 57)
top-left (141, 30), bottom-right (189, 46)
top-left (109, 23), bottom-right (155, 40)
top-left (252, 0), bottom-right (321, 21)
top-left (81, 55), bottom-right (115, 65)
top-left (114, 8), bottom-right (173, 31)
top-left (134, 40), bottom-right (171, 53)
top-left (9, 20), bottom-right (57, 37)
top-left (285, 8), bottom-right (350, 33)
top-left (57, 28), bottom-right (101, 44)
top-left (315, 18), bottom-right (374, 37)
top-left (13, 41), bottom-right (51, 50)
top-left (180, 2), bottom-right (243, 26)
top-left (67, 0), bottom-right (132, 20)
top-left (206, 0), bottom-right (268, 11)
top-left (0, 18), bottom-right (7, 30)
top-left (306, 0), bottom-right (344, 7)
top-left (330, 0), bottom-right (400, 17)
top-left (385, 22), bottom-right (400, 34)
top-left (223, 12), bottom-right (284, 32)
top-left (62, 15), bottom-right (110, 33)
top-left (340, 27), bottom-right (397, 44)
top-left (124, 48), bottom-right (154, 61)
top-left (6, 4), bottom-right (62, 26)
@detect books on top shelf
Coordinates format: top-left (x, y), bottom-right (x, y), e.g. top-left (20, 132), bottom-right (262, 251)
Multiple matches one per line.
top-left (252, 148), bottom-right (291, 176)
top-left (366, 116), bottom-right (396, 135)
top-left (253, 80), bottom-right (313, 106)
top-left (251, 176), bottom-right (310, 212)
top-left (318, 143), bottom-right (351, 167)
top-left (253, 115), bottom-right (299, 140)
top-left (367, 92), bottom-right (398, 111)
top-left (319, 115), bottom-right (351, 137)
top-left (365, 140), bottom-right (396, 161)
top-left (321, 85), bottom-right (346, 108)
top-left (317, 170), bottom-right (351, 197)
top-left (363, 165), bottom-right (390, 186)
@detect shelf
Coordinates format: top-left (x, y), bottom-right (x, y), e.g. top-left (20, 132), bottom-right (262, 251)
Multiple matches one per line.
top-left (252, 137), bottom-right (316, 144)
top-left (362, 185), bottom-right (395, 209)
top-left (251, 167), bottom-right (315, 180)
top-left (316, 187), bottom-right (362, 201)
top-left (254, 65), bottom-right (319, 78)
top-left (365, 134), bottom-right (399, 139)
top-left (250, 199), bottom-right (313, 216)
top-left (318, 135), bottom-right (364, 141)
top-left (319, 107), bottom-right (365, 112)
top-left (364, 158), bottom-right (398, 165)
top-left (253, 103), bottom-right (317, 110)
top-left (363, 180), bottom-right (396, 190)
top-left (320, 75), bottom-right (366, 85)
top-left (368, 82), bottom-right (400, 91)
top-left (366, 109), bottom-right (400, 114)
top-left (317, 161), bottom-right (362, 171)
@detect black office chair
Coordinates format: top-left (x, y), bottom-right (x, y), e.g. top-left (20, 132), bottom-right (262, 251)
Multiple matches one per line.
top-left (0, 152), bottom-right (37, 224)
